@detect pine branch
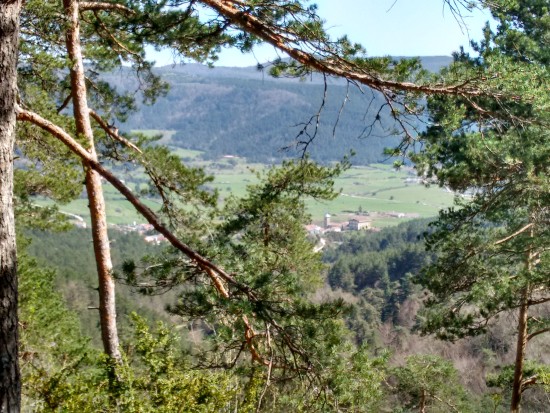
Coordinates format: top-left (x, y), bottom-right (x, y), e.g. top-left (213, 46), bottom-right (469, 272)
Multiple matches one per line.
top-left (16, 106), bottom-right (307, 371)
top-left (526, 328), bottom-right (550, 342)
top-left (494, 223), bottom-right (534, 245)
top-left (90, 9), bottom-right (141, 58)
top-left (199, 0), bottom-right (501, 99)
top-left (16, 106), bottom-right (238, 296)
top-left (79, 1), bottom-right (135, 15)
top-left (89, 109), bottom-right (142, 154)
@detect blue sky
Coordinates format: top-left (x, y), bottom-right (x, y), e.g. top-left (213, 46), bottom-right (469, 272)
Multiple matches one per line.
top-left (149, 0), bottom-right (494, 67)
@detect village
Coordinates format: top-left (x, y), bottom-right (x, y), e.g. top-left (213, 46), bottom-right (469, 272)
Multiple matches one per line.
top-left (305, 210), bottom-right (419, 235)
top-left (68, 209), bottom-right (419, 246)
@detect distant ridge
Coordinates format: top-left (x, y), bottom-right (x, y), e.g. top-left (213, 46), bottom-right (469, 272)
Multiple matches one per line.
top-left (155, 55), bottom-right (452, 80)
top-left (116, 56), bottom-right (452, 165)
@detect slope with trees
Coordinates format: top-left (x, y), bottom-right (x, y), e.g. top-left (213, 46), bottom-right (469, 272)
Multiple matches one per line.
top-left (116, 57), bottom-right (449, 165)
top-left (0, 0), bottom-right (545, 411)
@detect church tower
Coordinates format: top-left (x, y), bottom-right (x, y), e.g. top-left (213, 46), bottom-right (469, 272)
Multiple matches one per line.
top-left (324, 213), bottom-right (331, 229)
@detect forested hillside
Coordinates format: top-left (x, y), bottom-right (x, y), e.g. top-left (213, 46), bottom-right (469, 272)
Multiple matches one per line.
top-left (114, 57), bottom-right (452, 164)
top-left (24, 229), bottom-right (167, 346)
top-left (23, 220), bottom-right (550, 412)
top-left (322, 221), bottom-right (550, 412)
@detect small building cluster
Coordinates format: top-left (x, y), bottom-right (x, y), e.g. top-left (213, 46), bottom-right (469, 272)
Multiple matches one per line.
top-left (112, 222), bottom-right (167, 244)
top-left (305, 213), bottom-right (373, 235)
top-left (304, 209), bottom-right (420, 236)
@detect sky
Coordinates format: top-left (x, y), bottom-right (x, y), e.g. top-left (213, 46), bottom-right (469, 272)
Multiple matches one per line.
top-left (148, 0), bottom-right (494, 67)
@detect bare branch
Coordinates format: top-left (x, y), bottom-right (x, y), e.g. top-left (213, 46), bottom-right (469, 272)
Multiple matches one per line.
top-left (430, 393), bottom-right (460, 413)
top-left (332, 80), bottom-right (350, 137)
top-left (287, 73), bottom-right (327, 158)
top-left (526, 327), bottom-right (550, 342)
top-left (521, 375), bottom-right (539, 392)
top-left (256, 324), bottom-right (274, 413)
top-left (495, 223), bottom-right (534, 245)
top-left (57, 94), bottom-right (72, 113)
top-left (89, 109), bottom-right (142, 154)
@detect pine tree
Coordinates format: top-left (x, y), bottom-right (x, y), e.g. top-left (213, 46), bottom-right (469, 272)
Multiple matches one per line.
top-left (414, 1), bottom-right (549, 411)
top-left (0, 1), bottom-right (22, 410)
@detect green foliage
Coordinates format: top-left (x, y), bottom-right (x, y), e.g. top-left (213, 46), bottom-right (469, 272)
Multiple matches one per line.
top-left (136, 144), bottom-right (219, 240)
top-left (25, 228), bottom-right (165, 345)
top-left (19, 237), bottom-right (239, 412)
top-left (18, 238), bottom-right (101, 412)
top-left (19, 1), bottom-right (549, 410)
top-left (487, 361), bottom-right (550, 393)
top-left (232, 338), bottom-right (388, 412)
top-left (117, 158), bottom-right (397, 408)
top-left (320, 345), bottom-right (388, 412)
top-left (411, 2), bottom-right (549, 410)
top-left (488, 0), bottom-right (550, 65)
top-left (20, 239), bottom-right (388, 411)
top-left (415, 0), bottom-right (549, 340)
top-left (391, 355), bottom-right (473, 413)
top-left (106, 314), bottom-right (238, 413)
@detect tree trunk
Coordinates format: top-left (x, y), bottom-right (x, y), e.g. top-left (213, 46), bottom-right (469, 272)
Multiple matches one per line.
top-left (0, 1), bottom-right (21, 411)
top-left (419, 389), bottom-right (427, 413)
top-left (510, 288), bottom-right (528, 413)
top-left (511, 221), bottom-right (536, 413)
top-left (62, 0), bottom-right (121, 363)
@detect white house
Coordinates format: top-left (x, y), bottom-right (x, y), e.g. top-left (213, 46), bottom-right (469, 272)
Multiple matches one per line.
top-left (348, 217), bottom-right (371, 231)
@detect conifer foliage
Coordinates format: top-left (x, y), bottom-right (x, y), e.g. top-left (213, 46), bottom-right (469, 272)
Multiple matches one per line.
top-left (415, 1), bottom-right (549, 411)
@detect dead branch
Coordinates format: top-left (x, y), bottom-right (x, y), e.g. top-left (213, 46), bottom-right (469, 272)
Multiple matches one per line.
top-left (57, 94), bottom-right (72, 113)
top-left (521, 375), bottom-right (539, 392)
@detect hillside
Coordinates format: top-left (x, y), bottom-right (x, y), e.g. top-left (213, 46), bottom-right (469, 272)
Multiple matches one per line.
top-left (113, 57), bottom-right (453, 165)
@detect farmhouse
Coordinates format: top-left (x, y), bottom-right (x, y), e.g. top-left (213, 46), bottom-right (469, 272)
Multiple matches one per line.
top-left (348, 217), bottom-right (371, 231)
top-left (304, 224), bottom-right (323, 235)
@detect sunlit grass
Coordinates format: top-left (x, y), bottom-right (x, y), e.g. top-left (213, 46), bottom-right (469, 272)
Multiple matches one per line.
top-left (36, 158), bottom-right (453, 228)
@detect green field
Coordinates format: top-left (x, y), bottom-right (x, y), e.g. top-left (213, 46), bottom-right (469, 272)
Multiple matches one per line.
top-left (37, 150), bottom-right (454, 228)
top-left (208, 161), bottom-right (454, 227)
top-left (33, 183), bottom-right (162, 225)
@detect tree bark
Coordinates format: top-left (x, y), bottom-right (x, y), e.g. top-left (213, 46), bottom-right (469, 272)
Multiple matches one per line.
top-left (419, 389), bottom-right (427, 413)
top-left (62, 0), bottom-right (121, 363)
top-left (510, 287), bottom-right (528, 413)
top-left (510, 221), bottom-right (536, 413)
top-left (0, 1), bottom-right (21, 411)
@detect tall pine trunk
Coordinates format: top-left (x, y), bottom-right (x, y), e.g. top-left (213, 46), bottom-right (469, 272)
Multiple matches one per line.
top-left (0, 1), bottom-right (21, 411)
top-left (63, 0), bottom-right (121, 363)
top-left (510, 289), bottom-right (528, 413)
top-left (510, 222), bottom-right (535, 413)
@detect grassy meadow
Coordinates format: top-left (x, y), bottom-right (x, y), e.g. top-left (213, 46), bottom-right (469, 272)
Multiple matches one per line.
top-left (208, 160), bottom-right (454, 227)
top-left (35, 133), bottom-right (455, 228)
